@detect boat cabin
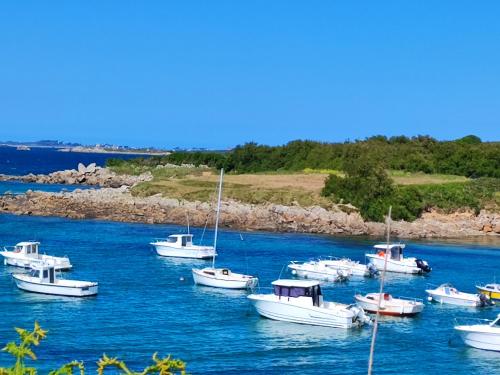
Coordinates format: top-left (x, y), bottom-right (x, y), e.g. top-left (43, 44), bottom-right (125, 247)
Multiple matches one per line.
top-left (166, 234), bottom-right (194, 248)
top-left (272, 279), bottom-right (323, 307)
top-left (483, 284), bottom-right (500, 292)
top-left (439, 284), bottom-right (458, 295)
top-left (374, 244), bottom-right (406, 261)
top-left (29, 263), bottom-right (56, 284)
top-left (12, 241), bottom-right (40, 256)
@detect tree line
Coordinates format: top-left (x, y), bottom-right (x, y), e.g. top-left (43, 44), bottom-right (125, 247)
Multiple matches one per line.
top-left (108, 135), bottom-right (499, 178)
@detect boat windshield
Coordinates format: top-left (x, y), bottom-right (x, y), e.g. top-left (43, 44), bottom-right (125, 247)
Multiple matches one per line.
top-left (29, 269), bottom-right (40, 278)
top-left (390, 247), bottom-right (402, 261)
top-left (273, 285), bottom-right (312, 298)
top-left (493, 317), bottom-right (500, 327)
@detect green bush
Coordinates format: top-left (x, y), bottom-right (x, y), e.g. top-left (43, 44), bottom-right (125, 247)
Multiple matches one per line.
top-left (323, 170), bottom-right (499, 222)
top-left (0, 322), bottom-right (187, 375)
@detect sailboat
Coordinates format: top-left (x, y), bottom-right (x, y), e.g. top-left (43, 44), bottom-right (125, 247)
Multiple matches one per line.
top-left (192, 169), bottom-right (258, 289)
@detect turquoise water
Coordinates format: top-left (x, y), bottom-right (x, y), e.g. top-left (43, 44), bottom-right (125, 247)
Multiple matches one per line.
top-left (0, 213), bottom-right (499, 374)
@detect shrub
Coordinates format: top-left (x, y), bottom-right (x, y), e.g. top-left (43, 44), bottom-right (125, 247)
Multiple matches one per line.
top-left (0, 322), bottom-right (187, 375)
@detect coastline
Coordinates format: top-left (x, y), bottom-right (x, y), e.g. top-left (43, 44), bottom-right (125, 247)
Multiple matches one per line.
top-left (1, 187), bottom-right (498, 240)
top-left (0, 143), bottom-right (170, 156)
top-left (0, 166), bottom-right (499, 239)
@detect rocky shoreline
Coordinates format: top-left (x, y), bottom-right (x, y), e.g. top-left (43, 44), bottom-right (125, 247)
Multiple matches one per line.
top-left (0, 163), bottom-right (152, 187)
top-left (0, 166), bottom-right (499, 239)
top-left (0, 185), bottom-right (499, 239)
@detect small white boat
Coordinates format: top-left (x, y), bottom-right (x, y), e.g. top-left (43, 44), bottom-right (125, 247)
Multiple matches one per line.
top-left (193, 169), bottom-right (258, 289)
top-left (248, 279), bottom-right (371, 328)
top-left (476, 283), bottom-right (500, 302)
top-left (354, 292), bottom-right (424, 316)
top-left (192, 268), bottom-right (258, 289)
top-left (454, 314), bottom-right (500, 351)
top-left (151, 234), bottom-right (216, 260)
top-left (365, 244), bottom-right (431, 274)
top-left (12, 262), bottom-right (98, 297)
top-left (426, 284), bottom-right (494, 307)
top-left (1, 241), bottom-right (72, 271)
top-left (288, 258), bottom-right (378, 281)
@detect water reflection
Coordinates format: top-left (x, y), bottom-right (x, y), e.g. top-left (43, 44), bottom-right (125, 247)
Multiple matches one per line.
top-left (253, 318), bottom-right (370, 347)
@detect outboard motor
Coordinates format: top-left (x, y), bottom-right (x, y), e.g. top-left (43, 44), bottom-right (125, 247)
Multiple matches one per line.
top-left (347, 305), bottom-right (372, 326)
top-left (415, 259), bottom-right (431, 274)
top-left (336, 269), bottom-right (350, 282)
top-left (478, 293), bottom-right (495, 307)
top-left (367, 263), bottom-right (379, 278)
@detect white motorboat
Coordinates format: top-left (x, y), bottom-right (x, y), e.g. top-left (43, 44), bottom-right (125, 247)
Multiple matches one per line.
top-left (193, 169), bottom-right (258, 289)
top-left (454, 314), bottom-right (500, 351)
top-left (476, 283), bottom-right (500, 302)
top-left (354, 292), bottom-right (424, 316)
top-left (288, 258), bottom-right (378, 281)
top-left (365, 244), bottom-right (431, 274)
top-left (151, 234), bottom-right (216, 260)
top-left (1, 241), bottom-right (72, 271)
top-left (426, 284), bottom-right (494, 307)
top-left (247, 279), bottom-right (371, 328)
top-left (12, 262), bottom-right (98, 297)
top-left (192, 268), bottom-right (258, 289)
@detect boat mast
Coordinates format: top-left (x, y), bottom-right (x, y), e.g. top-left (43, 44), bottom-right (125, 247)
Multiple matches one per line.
top-left (367, 206), bottom-right (392, 375)
top-left (212, 168), bottom-right (224, 269)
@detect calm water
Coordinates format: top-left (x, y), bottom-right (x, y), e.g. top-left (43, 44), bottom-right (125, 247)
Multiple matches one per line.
top-left (0, 181), bottom-right (95, 194)
top-left (0, 146), bottom-right (143, 175)
top-left (0, 214), bottom-right (499, 374)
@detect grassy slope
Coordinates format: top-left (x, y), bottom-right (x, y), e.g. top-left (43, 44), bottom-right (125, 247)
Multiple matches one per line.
top-left (119, 166), bottom-right (493, 211)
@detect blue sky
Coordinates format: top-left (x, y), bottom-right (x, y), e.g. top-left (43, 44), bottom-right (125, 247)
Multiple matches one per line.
top-left (0, 1), bottom-right (499, 148)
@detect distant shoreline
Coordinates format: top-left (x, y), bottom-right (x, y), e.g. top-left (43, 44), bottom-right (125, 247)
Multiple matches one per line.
top-left (57, 147), bottom-right (170, 156)
top-left (0, 143), bottom-right (169, 156)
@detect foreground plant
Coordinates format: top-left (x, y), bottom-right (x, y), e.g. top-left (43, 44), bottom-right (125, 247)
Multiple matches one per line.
top-left (0, 323), bottom-right (186, 375)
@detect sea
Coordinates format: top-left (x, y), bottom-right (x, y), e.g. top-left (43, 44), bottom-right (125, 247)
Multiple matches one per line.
top-left (0, 147), bottom-right (499, 374)
top-left (0, 145), bottom-right (140, 194)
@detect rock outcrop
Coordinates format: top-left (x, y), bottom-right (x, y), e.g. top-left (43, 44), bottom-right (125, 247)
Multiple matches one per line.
top-left (0, 164), bottom-right (152, 187)
top-left (0, 188), bottom-right (498, 239)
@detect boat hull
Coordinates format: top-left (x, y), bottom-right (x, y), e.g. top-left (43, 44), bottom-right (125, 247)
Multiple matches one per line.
top-left (455, 327), bottom-right (500, 351)
top-left (426, 291), bottom-right (479, 307)
top-left (247, 295), bottom-right (362, 328)
top-left (288, 264), bottom-right (350, 282)
top-left (192, 268), bottom-right (257, 289)
top-left (354, 295), bottom-right (424, 316)
top-left (13, 276), bottom-right (98, 297)
top-left (476, 287), bottom-right (500, 301)
top-left (365, 255), bottom-right (422, 274)
top-left (152, 244), bottom-right (216, 259)
top-left (1, 253), bottom-right (72, 271)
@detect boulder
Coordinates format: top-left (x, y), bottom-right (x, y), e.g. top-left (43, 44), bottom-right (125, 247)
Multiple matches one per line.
top-left (86, 163), bottom-right (97, 174)
top-left (482, 224), bottom-right (493, 233)
top-left (77, 163), bottom-right (86, 174)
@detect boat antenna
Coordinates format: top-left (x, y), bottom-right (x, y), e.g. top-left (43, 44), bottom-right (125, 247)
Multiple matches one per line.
top-left (212, 168), bottom-right (224, 269)
top-left (367, 205), bottom-right (392, 375)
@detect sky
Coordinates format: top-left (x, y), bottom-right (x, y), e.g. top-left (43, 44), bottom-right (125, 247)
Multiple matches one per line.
top-left (0, 1), bottom-right (499, 149)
